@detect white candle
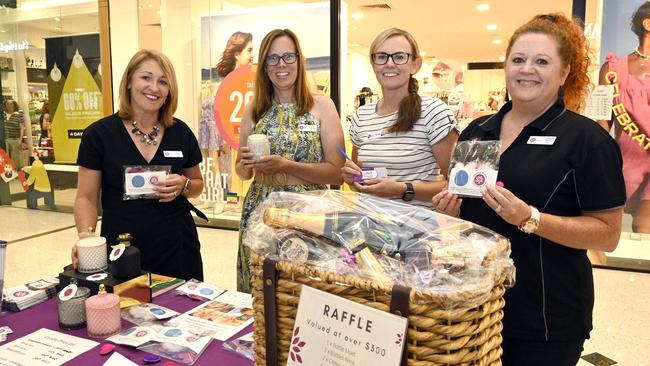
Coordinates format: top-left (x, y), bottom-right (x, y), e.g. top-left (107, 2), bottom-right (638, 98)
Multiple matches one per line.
top-left (76, 236), bottom-right (108, 273)
top-left (247, 134), bottom-right (271, 162)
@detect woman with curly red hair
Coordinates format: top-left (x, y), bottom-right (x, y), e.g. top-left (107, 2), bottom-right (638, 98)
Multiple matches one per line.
top-left (433, 14), bottom-right (625, 365)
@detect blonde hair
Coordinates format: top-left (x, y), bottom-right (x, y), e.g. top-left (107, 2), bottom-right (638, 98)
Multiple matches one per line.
top-left (251, 29), bottom-right (313, 122)
top-left (506, 13), bottom-right (591, 112)
top-left (118, 49), bottom-right (178, 127)
top-left (370, 28), bottom-right (422, 133)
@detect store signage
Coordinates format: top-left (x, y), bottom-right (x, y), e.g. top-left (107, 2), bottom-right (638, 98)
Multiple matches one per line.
top-left (213, 65), bottom-right (255, 150)
top-left (0, 40), bottom-right (28, 53)
top-left (287, 285), bottom-right (407, 366)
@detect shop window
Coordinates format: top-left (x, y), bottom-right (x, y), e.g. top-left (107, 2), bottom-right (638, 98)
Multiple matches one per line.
top-left (0, 0), bottom-right (100, 212)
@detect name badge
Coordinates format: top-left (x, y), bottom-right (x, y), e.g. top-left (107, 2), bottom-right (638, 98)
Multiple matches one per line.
top-left (298, 124), bottom-right (317, 133)
top-left (527, 136), bottom-right (556, 145)
top-left (163, 150), bottom-right (183, 158)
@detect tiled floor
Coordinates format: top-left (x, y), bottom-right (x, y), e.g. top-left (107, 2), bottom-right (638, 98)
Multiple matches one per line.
top-left (1, 205), bottom-right (648, 365)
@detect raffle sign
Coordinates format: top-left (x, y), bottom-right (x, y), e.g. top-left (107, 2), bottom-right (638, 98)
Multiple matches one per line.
top-left (287, 285), bottom-right (407, 366)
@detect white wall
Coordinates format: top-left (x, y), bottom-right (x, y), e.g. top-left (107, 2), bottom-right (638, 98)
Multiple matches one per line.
top-left (108, 0), bottom-right (139, 113)
top-left (161, 0), bottom-right (196, 131)
top-left (343, 49), bottom-right (379, 118)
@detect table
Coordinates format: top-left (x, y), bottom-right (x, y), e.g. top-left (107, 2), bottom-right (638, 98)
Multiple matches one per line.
top-left (0, 291), bottom-right (254, 365)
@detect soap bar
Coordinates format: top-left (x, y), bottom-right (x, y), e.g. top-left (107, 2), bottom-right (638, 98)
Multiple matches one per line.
top-left (143, 354), bottom-right (161, 363)
top-left (99, 343), bottom-right (115, 355)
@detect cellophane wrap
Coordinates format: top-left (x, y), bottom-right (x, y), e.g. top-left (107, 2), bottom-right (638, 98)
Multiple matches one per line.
top-left (244, 190), bottom-right (515, 311)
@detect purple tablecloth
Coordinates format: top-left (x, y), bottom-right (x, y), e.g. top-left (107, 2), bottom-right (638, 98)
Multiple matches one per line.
top-left (0, 291), bottom-right (254, 365)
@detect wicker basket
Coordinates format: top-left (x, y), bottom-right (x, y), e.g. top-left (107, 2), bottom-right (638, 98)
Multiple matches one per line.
top-left (251, 251), bottom-right (506, 366)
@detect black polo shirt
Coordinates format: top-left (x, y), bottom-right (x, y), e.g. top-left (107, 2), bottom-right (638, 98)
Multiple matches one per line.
top-left (459, 99), bottom-right (625, 341)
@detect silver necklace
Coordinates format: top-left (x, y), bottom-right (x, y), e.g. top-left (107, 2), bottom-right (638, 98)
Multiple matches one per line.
top-left (130, 120), bottom-right (159, 145)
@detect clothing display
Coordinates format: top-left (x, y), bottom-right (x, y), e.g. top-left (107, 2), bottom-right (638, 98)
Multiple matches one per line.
top-left (607, 53), bottom-right (650, 201)
top-left (459, 99), bottom-right (626, 342)
top-left (236, 102), bottom-right (326, 292)
top-left (77, 113), bottom-right (204, 280)
top-left (198, 97), bottom-right (222, 152)
top-left (350, 96), bottom-right (459, 208)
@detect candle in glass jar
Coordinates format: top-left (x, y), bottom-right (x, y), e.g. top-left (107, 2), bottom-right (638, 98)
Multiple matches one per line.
top-left (247, 134), bottom-right (270, 162)
top-left (76, 236), bottom-right (108, 273)
top-left (58, 285), bottom-right (90, 330)
top-left (85, 284), bottom-right (121, 338)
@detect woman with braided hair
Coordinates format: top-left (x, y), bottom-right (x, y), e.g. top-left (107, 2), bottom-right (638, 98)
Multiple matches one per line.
top-left (341, 28), bottom-right (458, 208)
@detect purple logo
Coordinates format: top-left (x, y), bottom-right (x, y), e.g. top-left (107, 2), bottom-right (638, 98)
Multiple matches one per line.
top-left (473, 172), bottom-right (487, 186)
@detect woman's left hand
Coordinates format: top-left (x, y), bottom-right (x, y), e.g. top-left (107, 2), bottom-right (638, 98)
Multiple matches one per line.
top-left (481, 185), bottom-right (531, 226)
top-left (355, 178), bottom-right (405, 198)
top-left (254, 155), bottom-right (288, 175)
top-left (155, 173), bottom-right (185, 202)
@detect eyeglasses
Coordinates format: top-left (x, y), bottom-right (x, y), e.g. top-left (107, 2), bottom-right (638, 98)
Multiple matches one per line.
top-left (371, 52), bottom-right (411, 65)
top-left (265, 52), bottom-right (299, 66)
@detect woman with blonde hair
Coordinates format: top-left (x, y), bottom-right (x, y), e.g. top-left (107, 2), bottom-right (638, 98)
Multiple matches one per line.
top-left (235, 29), bottom-right (344, 292)
top-left (72, 49), bottom-right (205, 280)
top-left (341, 28), bottom-right (459, 208)
top-left (433, 14), bottom-right (625, 365)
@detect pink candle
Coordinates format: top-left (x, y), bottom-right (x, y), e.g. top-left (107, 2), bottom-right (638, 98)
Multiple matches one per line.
top-left (85, 284), bottom-right (121, 338)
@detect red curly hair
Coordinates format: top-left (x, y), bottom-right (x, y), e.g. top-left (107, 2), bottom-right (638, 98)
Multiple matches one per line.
top-left (506, 13), bottom-right (592, 113)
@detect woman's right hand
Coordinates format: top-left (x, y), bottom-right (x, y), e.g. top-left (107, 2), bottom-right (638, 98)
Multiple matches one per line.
top-left (238, 146), bottom-right (256, 173)
top-left (71, 245), bottom-right (79, 269)
top-left (432, 189), bottom-right (462, 217)
top-left (341, 159), bottom-right (362, 185)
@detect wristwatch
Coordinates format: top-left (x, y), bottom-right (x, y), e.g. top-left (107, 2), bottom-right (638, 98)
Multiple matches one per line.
top-left (181, 177), bottom-right (191, 196)
top-left (401, 182), bottom-right (415, 201)
top-left (518, 206), bottom-right (540, 234)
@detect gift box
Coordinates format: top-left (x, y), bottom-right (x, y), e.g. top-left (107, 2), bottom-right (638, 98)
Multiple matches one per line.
top-left (244, 190), bottom-right (515, 366)
top-left (59, 266), bottom-right (151, 308)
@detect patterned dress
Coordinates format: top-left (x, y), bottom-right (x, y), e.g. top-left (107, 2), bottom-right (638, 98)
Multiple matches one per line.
top-left (236, 102), bottom-right (325, 292)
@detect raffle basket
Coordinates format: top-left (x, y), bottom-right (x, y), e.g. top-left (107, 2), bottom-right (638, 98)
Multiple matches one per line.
top-left (245, 191), bottom-right (515, 366)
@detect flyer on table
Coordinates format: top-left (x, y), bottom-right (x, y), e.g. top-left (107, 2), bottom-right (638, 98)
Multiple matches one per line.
top-left (174, 291), bottom-right (254, 341)
top-left (287, 286), bottom-right (408, 366)
top-left (0, 328), bottom-right (98, 366)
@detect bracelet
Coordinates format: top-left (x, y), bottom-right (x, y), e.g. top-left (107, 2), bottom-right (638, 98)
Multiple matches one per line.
top-left (181, 177), bottom-right (191, 196)
top-left (78, 231), bottom-right (91, 239)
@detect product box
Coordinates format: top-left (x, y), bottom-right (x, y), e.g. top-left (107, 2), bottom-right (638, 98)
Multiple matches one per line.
top-left (59, 266), bottom-right (151, 308)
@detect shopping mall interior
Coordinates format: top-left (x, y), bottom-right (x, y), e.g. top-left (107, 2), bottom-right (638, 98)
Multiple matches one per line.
top-left (0, 0), bottom-right (649, 365)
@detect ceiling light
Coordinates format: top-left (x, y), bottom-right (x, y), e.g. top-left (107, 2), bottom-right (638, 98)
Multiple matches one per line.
top-left (492, 39), bottom-right (502, 45)
top-left (499, 56), bottom-right (506, 62)
top-left (148, 4), bottom-right (153, 8)
top-left (421, 51), bottom-right (427, 56)
top-left (0, 30), bottom-right (5, 33)
top-left (55, 27), bottom-right (61, 30)
top-left (476, 4), bottom-right (490, 11)
top-left (54, 17), bottom-right (61, 22)
top-left (351, 12), bottom-right (364, 20)
top-left (486, 24), bottom-right (497, 31)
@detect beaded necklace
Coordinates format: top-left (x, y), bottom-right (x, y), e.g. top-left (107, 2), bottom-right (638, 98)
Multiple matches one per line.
top-left (130, 120), bottom-right (159, 145)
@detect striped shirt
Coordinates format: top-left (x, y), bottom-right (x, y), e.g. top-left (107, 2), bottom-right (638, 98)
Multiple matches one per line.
top-left (350, 96), bottom-right (458, 207)
top-left (4, 112), bottom-right (23, 139)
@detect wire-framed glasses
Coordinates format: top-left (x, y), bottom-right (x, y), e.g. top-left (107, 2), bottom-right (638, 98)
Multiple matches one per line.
top-left (265, 52), bottom-right (299, 66)
top-left (371, 52), bottom-right (411, 65)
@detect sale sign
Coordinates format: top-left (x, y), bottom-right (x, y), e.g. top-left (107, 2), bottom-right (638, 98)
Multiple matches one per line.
top-left (287, 286), bottom-right (407, 366)
top-left (213, 65), bottom-right (255, 150)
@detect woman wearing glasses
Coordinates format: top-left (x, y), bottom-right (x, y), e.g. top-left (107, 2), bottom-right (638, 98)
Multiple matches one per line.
top-left (341, 28), bottom-right (458, 208)
top-left (234, 29), bottom-right (345, 292)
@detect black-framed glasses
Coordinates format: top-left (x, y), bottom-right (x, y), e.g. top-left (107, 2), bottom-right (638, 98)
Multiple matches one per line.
top-left (371, 52), bottom-right (411, 65)
top-left (265, 52), bottom-right (299, 66)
